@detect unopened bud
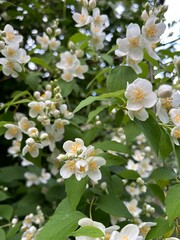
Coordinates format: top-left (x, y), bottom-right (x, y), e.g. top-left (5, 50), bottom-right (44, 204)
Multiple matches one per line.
top-left (157, 84), bottom-right (172, 98)
top-left (68, 41), bottom-right (75, 50)
top-left (82, 0), bottom-right (88, 8)
top-left (75, 49), bottom-right (84, 57)
top-left (55, 28), bottom-right (61, 36)
top-left (89, 0), bottom-right (96, 10)
top-left (144, 2), bottom-right (150, 14)
top-left (0, 41), bottom-right (5, 50)
top-left (46, 27), bottom-right (53, 35)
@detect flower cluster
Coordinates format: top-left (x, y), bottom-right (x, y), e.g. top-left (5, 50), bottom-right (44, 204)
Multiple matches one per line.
top-left (115, 5), bottom-right (166, 73)
top-left (0, 24), bottom-right (30, 78)
top-left (4, 83), bottom-right (73, 161)
top-left (72, 2), bottom-right (109, 50)
top-left (58, 138), bottom-right (106, 181)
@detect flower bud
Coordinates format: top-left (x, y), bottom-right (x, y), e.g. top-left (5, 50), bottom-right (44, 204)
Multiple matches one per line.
top-left (75, 49), bottom-right (84, 57)
top-left (174, 57), bottom-right (180, 76)
top-left (0, 41), bottom-right (5, 50)
top-left (46, 27), bottom-right (53, 35)
top-left (89, 0), bottom-right (96, 10)
top-left (68, 41), bottom-right (75, 50)
top-left (55, 28), bottom-right (61, 36)
top-left (157, 84), bottom-right (172, 98)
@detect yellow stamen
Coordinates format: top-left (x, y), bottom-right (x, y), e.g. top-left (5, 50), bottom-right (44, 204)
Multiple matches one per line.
top-left (173, 129), bottom-right (180, 139)
top-left (161, 97), bottom-right (172, 110)
top-left (89, 161), bottom-right (97, 171)
top-left (70, 143), bottom-right (81, 154)
top-left (174, 114), bottom-right (180, 123)
top-left (145, 25), bottom-right (157, 37)
top-left (129, 37), bottom-right (139, 48)
top-left (66, 160), bottom-right (75, 172)
top-left (6, 32), bottom-right (15, 41)
top-left (133, 87), bottom-right (145, 102)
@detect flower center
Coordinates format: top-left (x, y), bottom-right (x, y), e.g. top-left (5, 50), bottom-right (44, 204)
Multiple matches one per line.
top-left (89, 160), bottom-right (97, 171)
top-left (173, 129), bottom-right (180, 139)
top-left (70, 143), bottom-right (81, 154)
top-left (129, 37), bottom-right (139, 48)
top-left (66, 160), bottom-right (75, 172)
top-left (133, 87), bottom-right (145, 102)
top-left (10, 127), bottom-right (18, 135)
top-left (174, 114), bottom-right (180, 123)
top-left (140, 226), bottom-right (150, 236)
top-left (121, 236), bottom-right (129, 240)
top-left (6, 32), bottom-right (15, 41)
top-left (145, 25), bottom-right (157, 37)
top-left (80, 15), bottom-right (85, 23)
top-left (6, 61), bottom-right (14, 69)
top-left (161, 97), bottom-right (172, 110)
top-left (7, 47), bottom-right (16, 57)
top-left (28, 144), bottom-right (36, 153)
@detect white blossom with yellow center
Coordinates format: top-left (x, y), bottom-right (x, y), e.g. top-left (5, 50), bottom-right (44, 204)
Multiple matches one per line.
top-left (125, 78), bottom-right (157, 111)
top-left (169, 108), bottom-right (180, 126)
top-left (72, 7), bottom-right (92, 27)
top-left (109, 224), bottom-right (140, 240)
top-left (115, 23), bottom-right (145, 61)
top-left (4, 123), bottom-right (22, 141)
top-left (3, 24), bottom-right (23, 45)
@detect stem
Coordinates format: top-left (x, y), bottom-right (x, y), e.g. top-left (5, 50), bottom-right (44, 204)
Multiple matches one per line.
top-left (89, 197), bottom-right (95, 219)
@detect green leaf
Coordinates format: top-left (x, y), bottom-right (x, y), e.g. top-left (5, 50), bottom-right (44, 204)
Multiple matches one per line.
top-left (6, 222), bottom-right (22, 240)
top-left (0, 228), bottom-right (5, 240)
top-left (0, 191), bottom-right (10, 201)
top-left (65, 176), bottom-right (87, 210)
top-left (58, 80), bottom-right (76, 97)
top-left (97, 194), bottom-right (132, 219)
top-left (107, 66), bottom-right (137, 92)
top-left (119, 169), bottom-right (140, 180)
top-left (30, 57), bottom-right (51, 71)
top-left (135, 115), bottom-right (161, 157)
top-left (87, 105), bottom-right (108, 123)
top-left (101, 54), bottom-right (114, 65)
top-left (174, 145), bottom-right (180, 170)
top-left (0, 205), bottom-right (13, 221)
top-left (146, 217), bottom-right (174, 239)
top-left (71, 226), bottom-right (104, 238)
top-left (69, 33), bottom-right (90, 49)
top-left (26, 72), bottom-right (42, 91)
top-left (148, 183), bottom-right (165, 204)
top-left (150, 167), bottom-right (177, 181)
top-left (36, 198), bottom-right (84, 240)
top-left (165, 184), bottom-right (180, 224)
top-left (124, 120), bottom-right (141, 144)
top-left (107, 175), bottom-right (124, 197)
top-left (83, 126), bottom-right (102, 145)
top-left (99, 153), bottom-right (127, 166)
top-left (93, 140), bottom-right (129, 154)
top-left (159, 128), bottom-right (173, 160)
top-left (0, 166), bottom-right (25, 184)
top-left (73, 90), bottom-right (124, 113)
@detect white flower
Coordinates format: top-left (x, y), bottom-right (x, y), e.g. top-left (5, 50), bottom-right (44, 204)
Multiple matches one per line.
top-left (1, 44), bottom-right (19, 59)
top-left (125, 185), bottom-right (141, 197)
top-left (90, 32), bottom-right (106, 50)
top-left (39, 169), bottom-right (51, 184)
top-left (0, 58), bottom-right (22, 78)
top-left (7, 140), bottom-right (21, 156)
top-left (4, 124), bottom-right (22, 141)
top-left (115, 23), bottom-right (145, 61)
top-left (157, 84), bottom-right (172, 98)
top-left (28, 101), bottom-right (45, 118)
top-left (22, 138), bottom-right (43, 158)
top-left (74, 159), bottom-right (88, 181)
top-left (73, 64), bottom-right (88, 79)
top-left (72, 7), bottom-right (92, 27)
top-left (142, 15), bottom-right (166, 43)
top-left (24, 172), bottom-right (40, 187)
top-left (171, 125), bottom-right (180, 145)
top-left (124, 199), bottom-right (142, 218)
top-left (110, 224), bottom-right (139, 240)
top-left (91, 8), bottom-right (109, 30)
top-left (56, 51), bottom-right (79, 70)
top-left (125, 78), bottom-right (157, 111)
top-left (49, 37), bottom-right (61, 51)
top-left (60, 159), bottom-right (76, 179)
top-left (138, 222), bottom-right (156, 238)
top-left (36, 33), bottom-right (49, 50)
top-left (27, 127), bottom-right (39, 138)
top-left (126, 55), bottom-right (142, 74)
top-left (52, 119), bottom-right (69, 134)
top-left (128, 108), bottom-right (149, 121)
top-left (21, 225), bottom-right (37, 240)
top-left (63, 138), bottom-right (86, 155)
top-left (61, 70), bottom-right (74, 82)
top-left (169, 108), bottom-right (180, 125)
top-left (18, 48), bottom-right (30, 64)
top-left (3, 24), bottom-right (23, 45)
top-left (86, 156), bottom-right (106, 181)
top-left (18, 117), bottom-right (36, 133)
top-left (126, 159), bottom-right (138, 171)
top-left (59, 104), bottom-right (74, 119)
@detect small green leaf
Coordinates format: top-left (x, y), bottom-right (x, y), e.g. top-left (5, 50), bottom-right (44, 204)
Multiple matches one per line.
top-left (97, 194), bottom-right (132, 219)
top-left (150, 167), bottom-right (176, 181)
top-left (107, 66), bottom-right (137, 92)
top-left (93, 140), bottom-right (129, 154)
top-left (71, 226), bottom-right (104, 238)
top-left (65, 176), bottom-right (87, 210)
top-left (6, 222), bottom-right (22, 240)
top-left (148, 183), bottom-right (165, 204)
top-left (0, 205), bottom-right (13, 221)
top-left (124, 120), bottom-right (141, 144)
top-left (165, 184), bottom-right (180, 224)
top-left (0, 191), bottom-right (10, 201)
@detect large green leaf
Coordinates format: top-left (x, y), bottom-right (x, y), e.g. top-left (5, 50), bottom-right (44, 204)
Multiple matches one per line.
top-left (135, 115), bottom-right (161, 157)
top-left (73, 91), bottom-right (124, 113)
top-left (87, 105), bottom-right (108, 123)
top-left (99, 152), bottom-right (127, 166)
top-left (36, 198), bottom-right (84, 240)
top-left (0, 205), bottom-right (13, 221)
top-left (65, 176), bottom-right (87, 210)
top-left (97, 194), bottom-right (132, 219)
top-left (0, 228), bottom-right (5, 240)
top-left (165, 184), bottom-right (180, 224)
top-left (93, 140), bottom-right (129, 154)
top-left (107, 66), bottom-right (137, 92)
top-left (148, 183), bottom-right (165, 204)
top-left (30, 57), bottom-right (51, 71)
